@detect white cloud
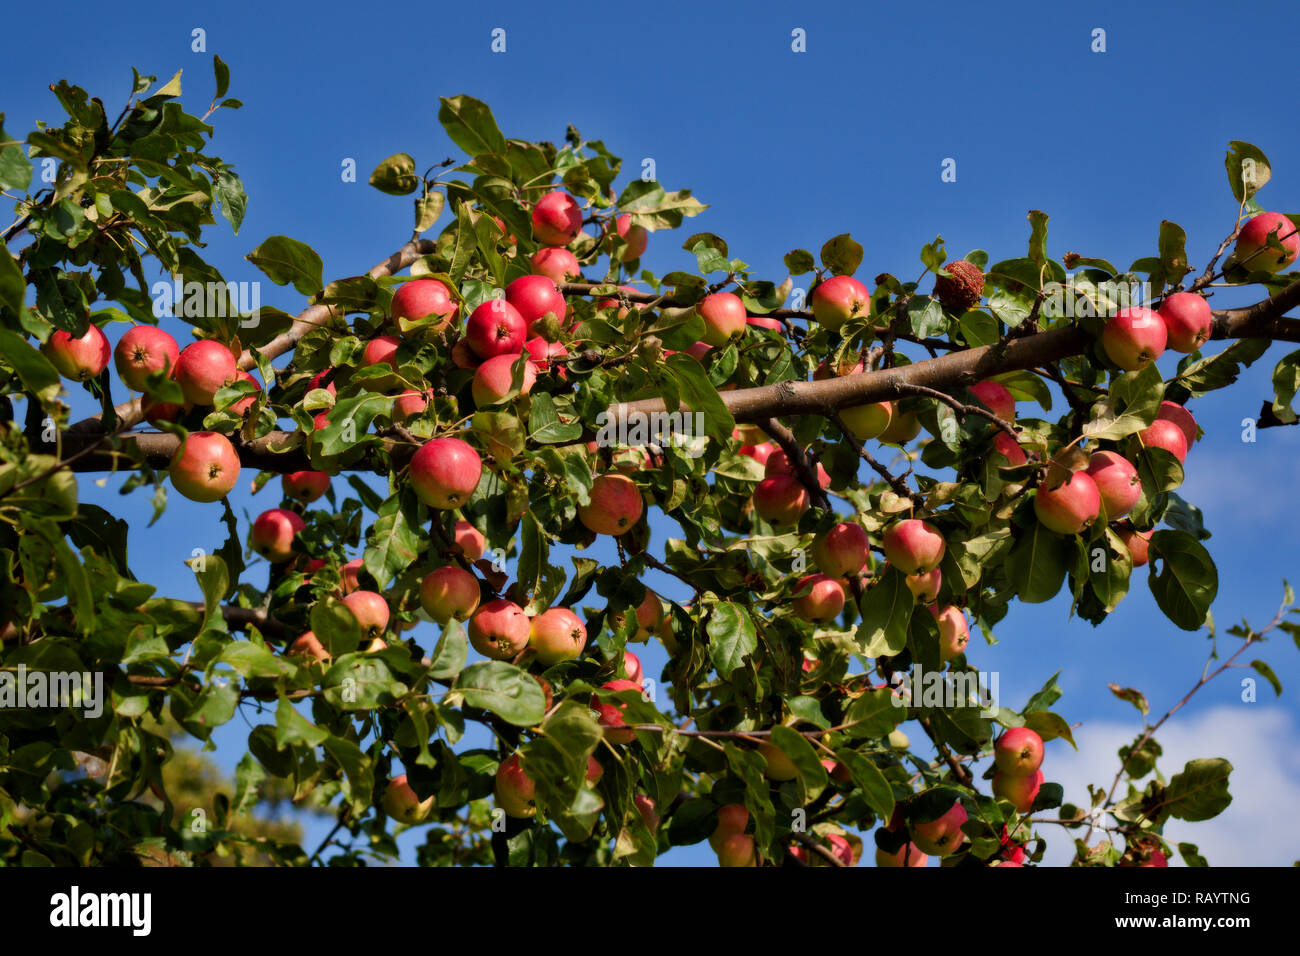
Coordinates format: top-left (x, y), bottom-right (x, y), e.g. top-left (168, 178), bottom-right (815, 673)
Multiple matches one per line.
top-left (1036, 705), bottom-right (1300, 866)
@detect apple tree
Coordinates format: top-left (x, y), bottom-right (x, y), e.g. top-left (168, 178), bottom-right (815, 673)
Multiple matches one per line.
top-left (1, 63), bottom-right (1298, 867)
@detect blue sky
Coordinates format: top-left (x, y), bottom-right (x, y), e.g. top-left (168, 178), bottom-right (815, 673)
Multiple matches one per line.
top-left (6, 0), bottom-right (1300, 865)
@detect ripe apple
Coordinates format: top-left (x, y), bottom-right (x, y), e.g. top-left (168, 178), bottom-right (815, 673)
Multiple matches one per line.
top-left (1138, 419), bottom-right (1188, 464)
top-left (991, 432), bottom-right (1028, 467)
top-left (993, 769), bottom-right (1043, 814)
top-left (409, 437), bottom-right (483, 509)
top-left (340, 558), bottom-right (363, 594)
top-left (229, 370), bottom-right (261, 415)
top-left (530, 246), bottom-right (581, 284)
top-left (810, 274), bottom-right (870, 331)
top-left (578, 473), bottom-right (644, 536)
top-left (454, 520), bottom-right (486, 560)
top-left (811, 522), bottom-right (869, 577)
top-left (175, 340), bottom-right (237, 405)
top-left (451, 340), bottom-right (481, 370)
top-left (765, 449), bottom-right (830, 489)
top-left (747, 315), bottom-right (782, 331)
top-left (792, 574), bottom-right (846, 623)
top-left (308, 367), bottom-right (337, 399)
top-left (752, 475), bottom-right (809, 527)
top-left (114, 325), bottom-right (179, 390)
top-left (882, 519), bottom-right (946, 574)
top-left (716, 832), bottom-right (757, 867)
top-left (251, 508), bottom-right (306, 562)
top-left (623, 650), bottom-right (644, 686)
top-left (1118, 524), bottom-right (1153, 566)
top-left (840, 400), bottom-right (893, 440)
top-left (1101, 306), bottom-right (1166, 371)
top-left (529, 607), bottom-right (587, 665)
top-left (524, 336), bottom-right (569, 378)
top-left (1158, 292), bottom-right (1213, 352)
top-left (876, 843), bottom-right (929, 867)
top-left (383, 774), bottom-right (434, 824)
top-left (495, 753), bottom-right (536, 818)
top-left (169, 431), bottom-right (240, 502)
top-left (614, 214), bottom-right (648, 261)
top-left (468, 599), bottom-right (531, 660)
top-left (585, 755), bottom-right (604, 785)
top-left (360, 335), bottom-right (401, 391)
top-left (591, 679), bottom-right (642, 744)
top-left (1085, 450), bottom-right (1141, 519)
top-left (505, 274), bottom-right (567, 336)
top-left (393, 390), bottom-right (429, 422)
top-left (1033, 470), bottom-right (1100, 534)
top-left (1156, 401), bottom-right (1197, 448)
top-left (1234, 211), bottom-right (1299, 273)
top-left (391, 278), bottom-right (457, 332)
top-left (531, 190), bottom-right (583, 246)
top-left (906, 567), bottom-right (942, 603)
top-left (758, 740), bottom-right (799, 781)
top-left (970, 381), bottom-right (1016, 421)
top-left (472, 353), bottom-right (537, 406)
top-left (596, 285), bottom-right (642, 320)
top-left (141, 392), bottom-right (186, 425)
top-left (709, 803), bottom-right (750, 851)
top-left (909, 800), bottom-right (967, 857)
top-left (419, 565), bottom-right (481, 624)
top-left (43, 324), bottom-right (111, 381)
top-left (739, 441), bottom-right (776, 466)
top-left (634, 793), bottom-right (660, 831)
top-left (930, 605), bottom-right (970, 661)
top-left (615, 588), bottom-right (663, 642)
top-left (994, 727), bottom-right (1045, 776)
top-left (697, 292), bottom-right (747, 347)
top-left (288, 630), bottom-right (330, 662)
top-left (343, 590), bottom-right (390, 640)
top-left (465, 299), bottom-right (527, 359)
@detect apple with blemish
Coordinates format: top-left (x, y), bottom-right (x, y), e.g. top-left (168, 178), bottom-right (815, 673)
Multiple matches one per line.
top-left (930, 605), bottom-right (970, 661)
top-left (465, 299), bottom-right (527, 359)
top-left (468, 599), bottom-right (531, 660)
top-left (524, 337), bottom-right (569, 378)
top-left (343, 590), bottom-right (390, 640)
top-left (1234, 211), bottom-right (1299, 273)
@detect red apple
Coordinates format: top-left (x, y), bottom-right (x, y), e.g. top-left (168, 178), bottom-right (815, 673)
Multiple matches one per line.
top-left (288, 630), bottom-right (330, 662)
top-left (909, 800), bottom-right (967, 857)
top-left (614, 214), bottom-right (648, 261)
top-left (765, 449), bottom-right (831, 489)
top-left (991, 432), bottom-right (1028, 466)
top-left (634, 793), bottom-right (660, 831)
top-left (531, 246), bottom-right (581, 284)
top-left (1156, 401), bottom-right (1197, 448)
top-left (585, 755), bottom-right (604, 785)
top-left (391, 278), bottom-right (457, 332)
top-left (993, 769), bottom-right (1043, 814)
top-left (578, 473), bottom-right (644, 536)
top-left (739, 441), bottom-right (776, 466)
top-left (114, 325), bottom-right (179, 390)
top-left (929, 605), bottom-right (970, 661)
top-left (505, 274), bottom-right (568, 337)
top-left (468, 599), bottom-right (531, 660)
top-left (810, 274), bottom-right (870, 331)
top-left (531, 190), bottom-right (583, 246)
top-left (882, 519), bottom-right (946, 575)
top-left (752, 475), bottom-right (809, 528)
top-left (811, 522), bottom-right (869, 578)
top-left (393, 390), bottom-right (429, 423)
top-left (342, 590), bottom-right (390, 640)
top-left (697, 292), bottom-right (747, 347)
top-left (141, 393), bottom-right (186, 425)
top-left (472, 353), bottom-right (537, 406)
top-left (174, 340), bottom-right (237, 405)
top-left (409, 437), bottom-right (483, 510)
top-left (523, 336), bottom-right (569, 379)
top-left (452, 521), bottom-right (486, 561)
top-left (1138, 418), bottom-right (1188, 464)
top-left (251, 508), bottom-right (306, 562)
top-left (383, 773), bottom-right (434, 824)
top-left (495, 753), bottom-right (536, 818)
top-left (169, 431), bottom-right (240, 502)
top-left (360, 335), bottom-right (401, 391)
top-left (623, 650), bottom-right (644, 687)
top-left (308, 368), bottom-right (337, 399)
top-left (792, 574), bottom-right (846, 623)
top-left (840, 400), bottom-right (893, 440)
top-left (529, 607), bottom-right (587, 665)
top-left (1085, 450), bottom-right (1141, 519)
top-left (420, 566), bottom-right (481, 624)
top-left (710, 804), bottom-right (750, 851)
top-left (1118, 524), bottom-right (1152, 566)
top-left (1101, 306), bottom-right (1166, 371)
top-left (616, 589), bottom-right (663, 641)
top-left (465, 299), bottom-right (527, 359)
top-left (876, 843), bottom-right (929, 867)
top-left (906, 568), bottom-right (942, 603)
top-left (1158, 292), bottom-right (1213, 353)
top-left (994, 727), bottom-right (1045, 776)
top-left (43, 324), bottom-right (111, 382)
top-left (747, 315), bottom-right (782, 331)
top-left (1235, 211), bottom-right (1299, 273)
top-left (1033, 470), bottom-right (1100, 534)
top-left (229, 369), bottom-right (261, 415)
top-left (970, 381), bottom-right (1016, 421)
top-left (716, 832), bottom-right (757, 867)
top-left (591, 679), bottom-right (642, 744)
top-left (451, 340), bottom-right (481, 370)
top-left (340, 558), bottom-right (363, 594)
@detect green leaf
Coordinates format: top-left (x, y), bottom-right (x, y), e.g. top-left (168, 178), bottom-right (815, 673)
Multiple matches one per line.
top-left (1175, 337), bottom-right (1270, 395)
top-left (0, 329), bottom-right (60, 405)
top-left (785, 249), bottom-right (815, 275)
top-left (855, 568), bottom-right (913, 657)
top-left (1163, 758), bottom-right (1232, 822)
top-left (0, 116), bottom-right (33, 192)
top-left (1107, 683), bottom-right (1149, 716)
top-left (820, 233), bottom-right (864, 275)
top-left (321, 653), bottom-right (405, 710)
top-left (1022, 710), bottom-right (1076, 750)
top-left (217, 642), bottom-right (290, 679)
top-left (1146, 530), bottom-right (1218, 631)
top-left (246, 235), bottom-right (323, 296)
top-left (190, 553), bottom-right (228, 633)
top-left (706, 601), bottom-right (757, 678)
top-left (834, 747), bottom-right (894, 822)
top-left (1225, 141), bottom-right (1271, 202)
top-left (364, 491), bottom-right (426, 591)
top-left (1026, 210), bottom-right (1049, 266)
top-left (310, 596), bottom-right (362, 658)
top-left (768, 725), bottom-right (828, 802)
top-left (438, 96), bottom-right (506, 157)
top-left (1083, 363), bottom-right (1163, 440)
top-left (665, 352), bottom-right (734, 442)
top-left (276, 695), bottom-right (328, 747)
top-left (369, 153), bottom-right (420, 195)
top-left (842, 687), bottom-right (904, 739)
top-left (1250, 659), bottom-right (1282, 696)
top-left (427, 620), bottom-right (468, 680)
top-left (1178, 842), bottom-right (1209, 867)
top-left (453, 661), bottom-right (546, 726)
top-left (1006, 522), bottom-right (1072, 604)
top-left (1158, 220), bottom-right (1191, 287)
top-left (0, 238), bottom-right (26, 319)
